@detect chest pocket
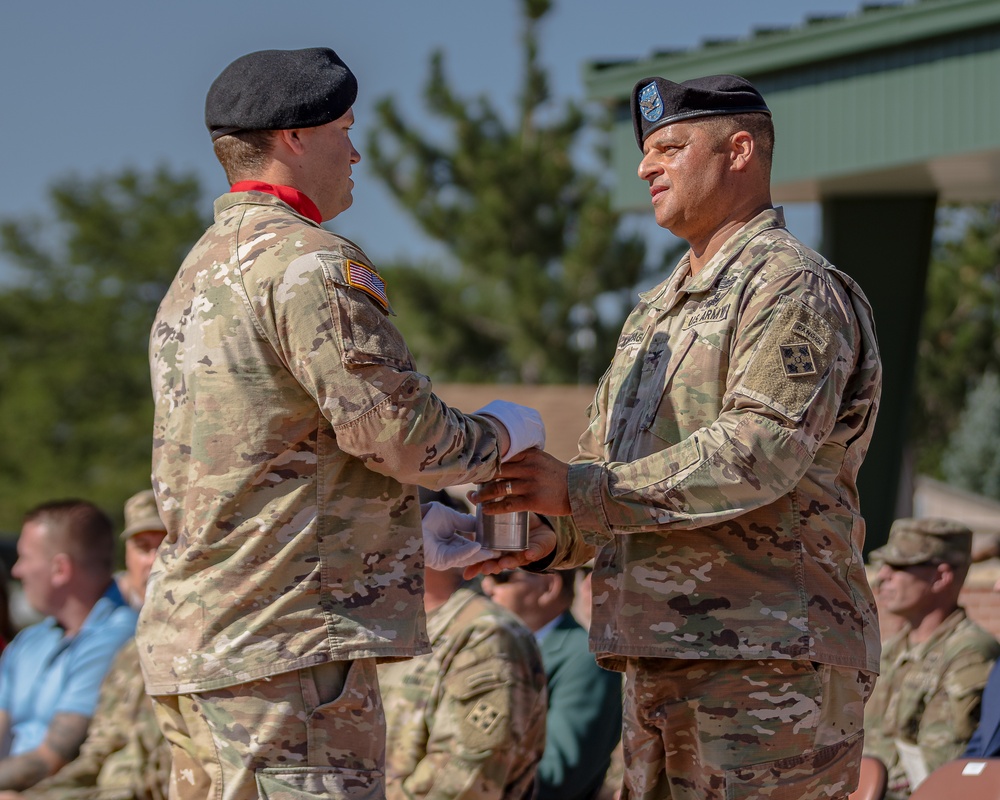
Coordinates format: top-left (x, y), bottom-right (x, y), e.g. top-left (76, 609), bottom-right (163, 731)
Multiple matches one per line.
top-left (642, 328), bottom-right (727, 447)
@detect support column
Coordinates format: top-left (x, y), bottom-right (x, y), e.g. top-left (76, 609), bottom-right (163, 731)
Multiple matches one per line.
top-left (821, 194), bottom-right (938, 554)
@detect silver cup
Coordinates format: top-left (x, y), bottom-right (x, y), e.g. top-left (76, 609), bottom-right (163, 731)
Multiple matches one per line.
top-left (475, 500), bottom-right (529, 551)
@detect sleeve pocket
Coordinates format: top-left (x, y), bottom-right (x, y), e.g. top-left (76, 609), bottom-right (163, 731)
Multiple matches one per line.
top-left (734, 295), bottom-right (837, 422)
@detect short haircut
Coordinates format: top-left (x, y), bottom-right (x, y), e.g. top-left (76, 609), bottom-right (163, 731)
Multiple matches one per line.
top-left (702, 112), bottom-right (774, 173)
top-left (23, 499), bottom-right (115, 575)
top-left (212, 129), bottom-right (276, 184)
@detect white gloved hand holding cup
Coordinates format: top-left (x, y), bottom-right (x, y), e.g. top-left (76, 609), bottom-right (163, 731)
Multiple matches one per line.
top-left (421, 501), bottom-right (498, 570)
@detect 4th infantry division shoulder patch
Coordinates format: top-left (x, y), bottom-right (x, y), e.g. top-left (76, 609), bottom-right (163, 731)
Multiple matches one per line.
top-left (779, 342), bottom-right (817, 377)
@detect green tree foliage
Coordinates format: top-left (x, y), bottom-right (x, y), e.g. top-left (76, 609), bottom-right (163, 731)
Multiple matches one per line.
top-left (366, 0), bottom-right (658, 383)
top-left (940, 371), bottom-right (1000, 500)
top-left (0, 167), bottom-right (207, 531)
top-left (912, 203), bottom-right (1000, 477)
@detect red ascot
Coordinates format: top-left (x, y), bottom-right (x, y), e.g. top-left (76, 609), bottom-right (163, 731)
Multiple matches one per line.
top-left (230, 181), bottom-right (322, 224)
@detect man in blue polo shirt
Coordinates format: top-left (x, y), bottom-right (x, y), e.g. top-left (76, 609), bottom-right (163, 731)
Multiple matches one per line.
top-left (0, 500), bottom-right (137, 791)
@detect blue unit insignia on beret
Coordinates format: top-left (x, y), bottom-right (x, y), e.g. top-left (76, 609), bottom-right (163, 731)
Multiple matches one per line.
top-left (638, 82), bottom-right (663, 123)
top-left (346, 260), bottom-right (389, 311)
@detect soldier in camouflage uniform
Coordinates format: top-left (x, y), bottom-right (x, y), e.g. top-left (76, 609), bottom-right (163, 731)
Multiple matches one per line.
top-left (140, 47), bottom-right (544, 800)
top-left (378, 560), bottom-right (547, 799)
top-left (468, 74), bottom-right (883, 799)
top-left (864, 518), bottom-right (1000, 799)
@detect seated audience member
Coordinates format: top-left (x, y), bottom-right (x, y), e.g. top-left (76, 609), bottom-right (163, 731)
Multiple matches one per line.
top-left (114, 490), bottom-right (168, 611)
top-left (378, 499), bottom-right (547, 799)
top-left (484, 567), bottom-right (622, 800)
top-left (0, 491), bottom-right (170, 800)
top-left (0, 500), bottom-right (138, 791)
top-left (864, 517), bottom-right (1000, 799)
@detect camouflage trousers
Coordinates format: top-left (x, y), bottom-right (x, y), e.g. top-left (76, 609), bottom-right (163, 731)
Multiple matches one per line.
top-left (150, 659), bottom-right (385, 800)
top-left (619, 658), bottom-right (876, 800)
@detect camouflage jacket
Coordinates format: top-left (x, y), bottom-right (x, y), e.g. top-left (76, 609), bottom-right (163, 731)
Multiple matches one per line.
top-left (140, 192), bottom-right (504, 694)
top-left (22, 639), bottom-right (170, 800)
top-left (545, 208), bottom-right (882, 673)
top-left (864, 608), bottom-right (1000, 799)
top-left (378, 588), bottom-right (547, 799)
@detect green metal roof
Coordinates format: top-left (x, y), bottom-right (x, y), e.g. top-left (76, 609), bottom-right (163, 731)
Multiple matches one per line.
top-left (585, 0), bottom-right (1000, 208)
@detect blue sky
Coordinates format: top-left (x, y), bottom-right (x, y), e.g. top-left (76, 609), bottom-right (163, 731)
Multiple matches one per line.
top-left (1, 0), bottom-right (873, 269)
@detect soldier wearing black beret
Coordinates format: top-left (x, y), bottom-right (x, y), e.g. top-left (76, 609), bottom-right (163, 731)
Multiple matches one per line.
top-left (140, 46), bottom-right (545, 800)
top-left (469, 73), bottom-right (882, 800)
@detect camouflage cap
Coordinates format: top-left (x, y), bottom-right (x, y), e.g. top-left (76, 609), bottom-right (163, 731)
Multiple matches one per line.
top-left (869, 517), bottom-right (973, 567)
top-left (121, 490), bottom-right (166, 540)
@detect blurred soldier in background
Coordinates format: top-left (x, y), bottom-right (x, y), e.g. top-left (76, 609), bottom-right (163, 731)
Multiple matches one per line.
top-left (865, 518), bottom-right (999, 799)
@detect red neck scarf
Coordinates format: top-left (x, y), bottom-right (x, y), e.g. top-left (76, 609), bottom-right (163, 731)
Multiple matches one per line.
top-left (230, 181), bottom-right (322, 224)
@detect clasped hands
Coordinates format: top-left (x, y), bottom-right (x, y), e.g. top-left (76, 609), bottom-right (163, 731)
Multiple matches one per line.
top-left (422, 447), bottom-right (570, 577)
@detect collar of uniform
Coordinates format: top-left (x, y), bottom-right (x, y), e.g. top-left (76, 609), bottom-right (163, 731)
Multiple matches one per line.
top-left (889, 606), bottom-right (969, 664)
top-left (230, 181), bottom-right (322, 223)
top-left (425, 587), bottom-right (479, 644)
top-left (214, 186), bottom-right (322, 224)
top-left (679, 206), bottom-right (787, 297)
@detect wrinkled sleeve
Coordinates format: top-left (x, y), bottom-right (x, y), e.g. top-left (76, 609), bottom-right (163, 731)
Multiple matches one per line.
top-left (389, 623), bottom-right (546, 799)
top-left (564, 269), bottom-right (858, 539)
top-left (246, 248), bottom-right (502, 487)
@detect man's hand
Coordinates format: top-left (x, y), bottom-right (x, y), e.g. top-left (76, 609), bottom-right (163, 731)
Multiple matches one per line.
top-left (472, 448), bottom-right (572, 517)
top-left (420, 501), bottom-right (498, 570)
top-left (462, 517), bottom-right (556, 580)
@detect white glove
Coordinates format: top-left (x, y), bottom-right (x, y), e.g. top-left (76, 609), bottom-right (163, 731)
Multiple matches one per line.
top-left (421, 501), bottom-right (498, 569)
top-left (475, 400), bottom-right (545, 461)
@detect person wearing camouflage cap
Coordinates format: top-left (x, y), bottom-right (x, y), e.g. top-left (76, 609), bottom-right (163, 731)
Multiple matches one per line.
top-left (864, 518), bottom-right (999, 799)
top-left (468, 73), bottom-right (883, 799)
top-left (113, 489), bottom-right (167, 611)
top-left (140, 46), bottom-right (546, 800)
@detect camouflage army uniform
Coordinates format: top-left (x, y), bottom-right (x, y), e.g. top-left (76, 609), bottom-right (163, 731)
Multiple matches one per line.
top-left (378, 587), bottom-right (547, 799)
top-left (21, 639), bottom-right (170, 800)
top-left (541, 207), bottom-right (883, 799)
top-left (864, 608), bottom-right (1000, 799)
top-left (140, 191), bottom-right (506, 798)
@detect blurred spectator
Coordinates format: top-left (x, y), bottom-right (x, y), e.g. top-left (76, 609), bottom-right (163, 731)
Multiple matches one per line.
top-left (484, 568), bottom-right (621, 800)
top-left (378, 504), bottom-right (547, 799)
top-left (0, 500), bottom-right (137, 791)
top-left (113, 490), bottom-right (168, 611)
top-left (0, 492), bottom-right (170, 800)
top-left (864, 518), bottom-right (1000, 799)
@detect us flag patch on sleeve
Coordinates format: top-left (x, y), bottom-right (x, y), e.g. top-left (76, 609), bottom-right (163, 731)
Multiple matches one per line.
top-left (346, 260), bottom-right (389, 311)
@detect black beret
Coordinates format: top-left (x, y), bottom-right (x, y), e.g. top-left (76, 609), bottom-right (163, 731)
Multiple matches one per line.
top-left (631, 74), bottom-right (770, 149)
top-left (205, 47), bottom-right (358, 141)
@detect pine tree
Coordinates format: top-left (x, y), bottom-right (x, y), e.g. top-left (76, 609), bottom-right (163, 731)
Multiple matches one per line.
top-left (941, 371), bottom-right (1000, 500)
top-left (913, 203), bottom-right (1000, 476)
top-left (365, 0), bottom-right (660, 383)
top-left (0, 166), bottom-right (208, 530)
